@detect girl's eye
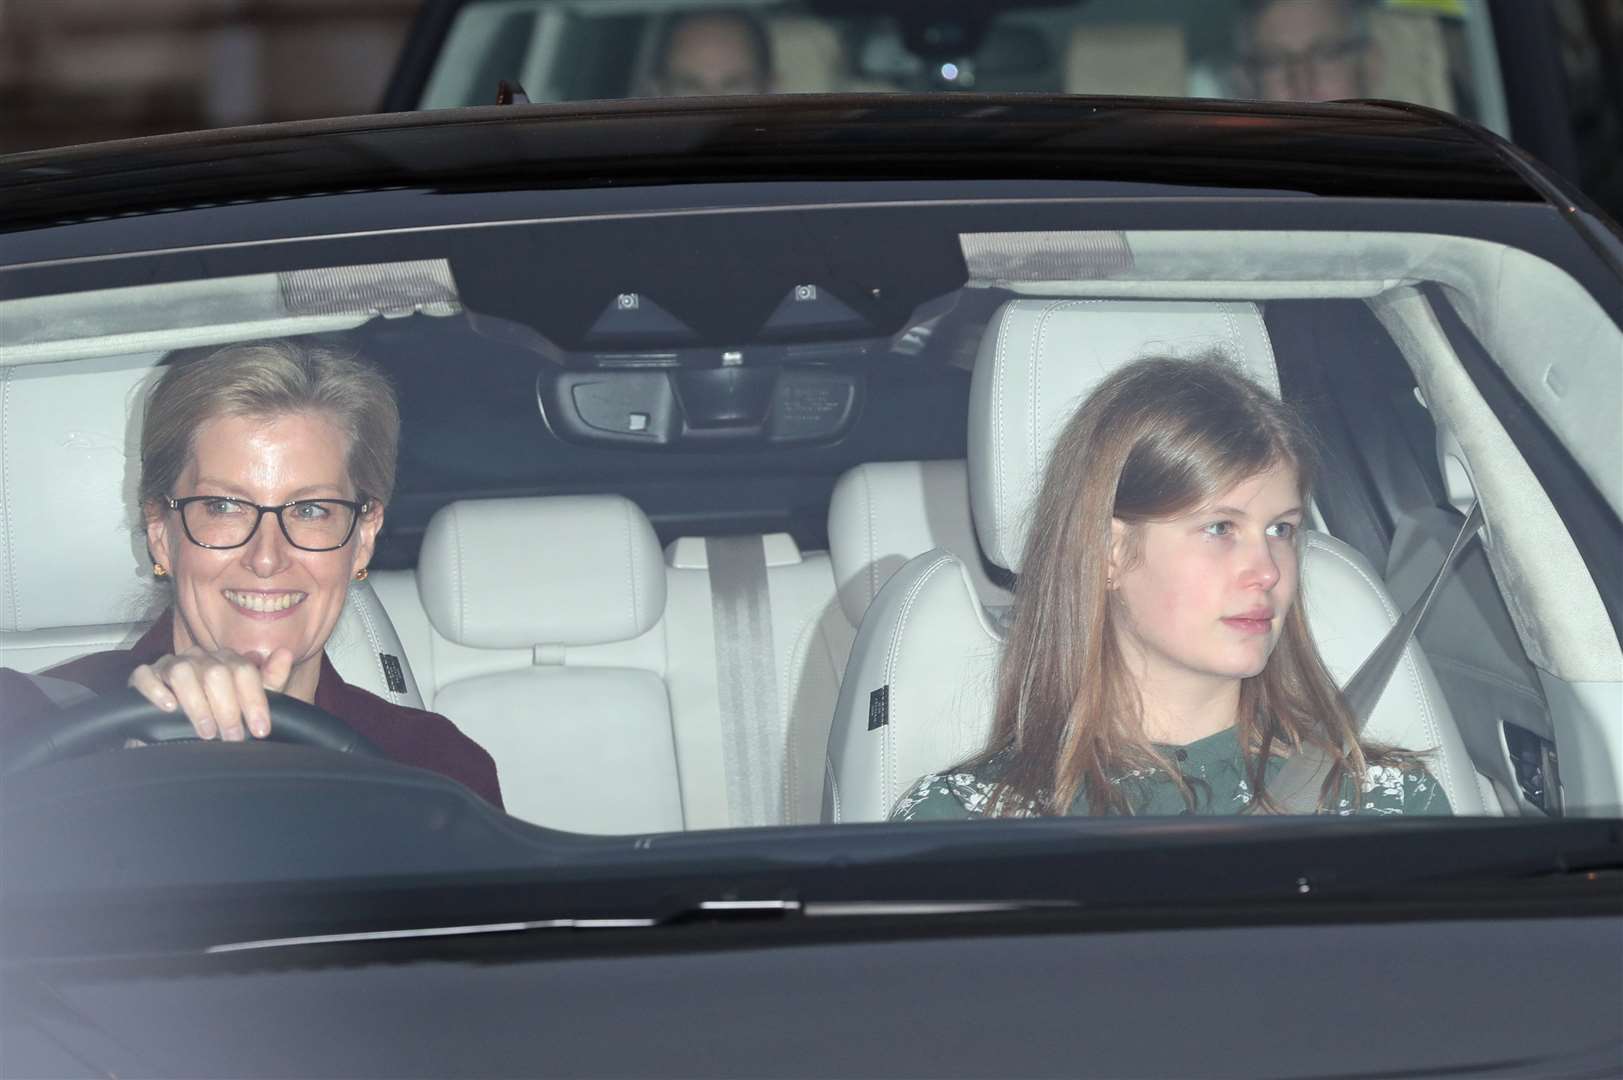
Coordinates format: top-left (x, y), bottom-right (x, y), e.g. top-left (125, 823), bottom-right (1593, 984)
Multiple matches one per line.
top-left (1202, 521), bottom-right (1234, 538)
top-left (204, 498), bottom-right (245, 517)
top-left (291, 501), bottom-right (332, 521)
top-left (1267, 521), bottom-right (1298, 540)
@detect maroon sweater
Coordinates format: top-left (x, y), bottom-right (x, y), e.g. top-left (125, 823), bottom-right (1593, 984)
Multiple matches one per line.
top-left (0, 611), bottom-right (503, 809)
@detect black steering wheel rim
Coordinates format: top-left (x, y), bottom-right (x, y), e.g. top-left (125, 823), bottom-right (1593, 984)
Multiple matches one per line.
top-left (3, 688), bottom-right (385, 775)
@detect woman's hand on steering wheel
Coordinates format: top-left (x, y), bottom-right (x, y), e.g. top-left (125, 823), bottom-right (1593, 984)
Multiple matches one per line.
top-left (128, 647), bottom-right (296, 742)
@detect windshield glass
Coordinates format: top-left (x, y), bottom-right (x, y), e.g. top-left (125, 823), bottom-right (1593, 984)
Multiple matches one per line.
top-left (3, 176), bottom-right (1619, 872)
top-left (418, 0), bottom-right (1510, 134)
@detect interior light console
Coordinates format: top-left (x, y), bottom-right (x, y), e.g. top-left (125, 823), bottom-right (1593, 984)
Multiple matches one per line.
top-left (537, 352), bottom-right (862, 448)
top-left (536, 285), bottom-right (885, 447)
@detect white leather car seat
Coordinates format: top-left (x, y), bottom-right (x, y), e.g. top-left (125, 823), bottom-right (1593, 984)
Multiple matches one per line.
top-left (378, 494), bottom-right (853, 831)
top-left (827, 460), bottom-right (1013, 634)
top-left (825, 299), bottom-right (1493, 821)
top-left (408, 494), bottom-right (680, 833)
top-left (0, 351), bottom-right (424, 709)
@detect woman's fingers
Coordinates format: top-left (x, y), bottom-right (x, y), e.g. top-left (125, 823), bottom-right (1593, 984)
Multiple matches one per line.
top-left (154, 657), bottom-right (220, 740)
top-left (200, 660), bottom-right (249, 742)
top-left (260, 649), bottom-right (295, 695)
top-left (231, 657), bottom-right (273, 739)
top-left (130, 650), bottom-right (280, 741)
top-left (128, 662), bottom-right (180, 715)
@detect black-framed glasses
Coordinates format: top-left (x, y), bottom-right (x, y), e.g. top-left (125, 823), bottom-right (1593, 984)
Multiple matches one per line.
top-left (166, 495), bottom-right (370, 552)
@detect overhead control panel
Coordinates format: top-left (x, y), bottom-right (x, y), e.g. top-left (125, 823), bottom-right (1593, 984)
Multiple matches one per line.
top-left (539, 360), bottom-right (860, 449)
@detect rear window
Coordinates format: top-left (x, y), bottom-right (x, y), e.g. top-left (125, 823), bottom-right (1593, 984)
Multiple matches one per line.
top-left (419, 0), bottom-right (1511, 135)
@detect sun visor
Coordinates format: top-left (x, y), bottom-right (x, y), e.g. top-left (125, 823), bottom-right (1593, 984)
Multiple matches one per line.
top-left (0, 259), bottom-right (462, 367)
top-left (958, 230), bottom-right (1415, 298)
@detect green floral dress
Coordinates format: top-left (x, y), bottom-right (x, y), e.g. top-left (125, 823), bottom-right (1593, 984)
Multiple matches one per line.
top-left (890, 725), bottom-right (1452, 820)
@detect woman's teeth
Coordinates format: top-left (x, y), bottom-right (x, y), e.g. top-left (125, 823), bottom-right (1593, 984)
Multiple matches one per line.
top-left (225, 590), bottom-right (306, 613)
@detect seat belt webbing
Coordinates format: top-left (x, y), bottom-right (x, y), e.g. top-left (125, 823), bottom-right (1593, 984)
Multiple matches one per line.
top-left (1269, 504), bottom-right (1483, 814)
top-left (705, 535), bottom-right (783, 827)
top-left (19, 671), bottom-right (95, 709)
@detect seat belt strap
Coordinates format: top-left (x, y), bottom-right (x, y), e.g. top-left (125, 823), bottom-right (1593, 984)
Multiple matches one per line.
top-left (705, 535), bottom-right (783, 827)
top-left (18, 671), bottom-right (95, 709)
top-left (1269, 504), bottom-right (1482, 814)
top-left (1341, 502), bottom-right (1482, 726)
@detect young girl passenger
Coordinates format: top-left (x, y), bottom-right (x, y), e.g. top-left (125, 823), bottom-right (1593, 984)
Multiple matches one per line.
top-left (892, 356), bottom-right (1451, 819)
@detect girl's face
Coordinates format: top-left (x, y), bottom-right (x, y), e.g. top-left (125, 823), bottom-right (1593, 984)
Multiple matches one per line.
top-left (1110, 464), bottom-right (1303, 694)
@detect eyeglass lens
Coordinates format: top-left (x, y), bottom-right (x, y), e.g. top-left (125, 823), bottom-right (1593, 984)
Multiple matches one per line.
top-left (181, 498), bottom-right (357, 551)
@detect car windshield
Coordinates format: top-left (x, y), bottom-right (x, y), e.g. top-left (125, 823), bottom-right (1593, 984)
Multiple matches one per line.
top-left (1, 105), bottom-right (1621, 923)
top-left (415, 0), bottom-right (1511, 134)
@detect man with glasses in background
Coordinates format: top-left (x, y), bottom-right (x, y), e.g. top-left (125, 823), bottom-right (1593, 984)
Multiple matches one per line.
top-left (1235, 0), bottom-right (1381, 101)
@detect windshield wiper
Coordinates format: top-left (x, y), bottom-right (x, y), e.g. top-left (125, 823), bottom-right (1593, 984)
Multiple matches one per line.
top-left (205, 898), bottom-right (1080, 955)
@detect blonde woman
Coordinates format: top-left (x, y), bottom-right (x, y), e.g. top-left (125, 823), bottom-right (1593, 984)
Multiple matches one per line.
top-left (1, 339), bottom-right (502, 807)
top-left (893, 356), bottom-right (1448, 819)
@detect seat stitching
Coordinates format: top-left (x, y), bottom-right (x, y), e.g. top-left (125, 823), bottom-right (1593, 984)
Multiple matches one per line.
top-left (1031, 306), bottom-right (1049, 511)
top-left (1021, 300), bottom-right (1104, 567)
top-left (1, 367), bottom-right (17, 632)
top-left (1306, 535), bottom-right (1455, 801)
top-left (862, 466), bottom-right (877, 609)
top-left (1252, 305), bottom-right (1282, 394)
top-left (879, 552), bottom-right (955, 808)
top-left (824, 757), bottom-right (843, 822)
top-left (348, 588), bottom-right (394, 701)
top-left (623, 499), bottom-right (639, 634)
top-left (781, 609), bottom-right (822, 825)
top-left (1220, 304), bottom-right (1241, 365)
top-left (449, 505), bottom-right (465, 643)
top-left (1029, 301), bottom-right (1085, 557)
top-left (991, 307), bottom-right (1015, 566)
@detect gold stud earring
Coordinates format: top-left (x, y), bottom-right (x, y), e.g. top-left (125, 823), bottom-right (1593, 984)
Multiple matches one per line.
top-left (152, 563), bottom-right (169, 578)
top-left (353, 567), bottom-right (369, 582)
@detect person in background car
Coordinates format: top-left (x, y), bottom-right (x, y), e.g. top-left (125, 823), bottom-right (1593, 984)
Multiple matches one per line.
top-left (647, 8), bottom-right (774, 97)
top-left (0, 339), bottom-right (503, 808)
top-left (891, 356), bottom-right (1450, 819)
top-left (1234, 0), bottom-right (1381, 101)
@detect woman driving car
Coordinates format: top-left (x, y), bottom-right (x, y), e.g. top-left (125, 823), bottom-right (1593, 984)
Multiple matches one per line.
top-left (0, 338), bottom-right (503, 807)
top-left (892, 355), bottom-right (1450, 819)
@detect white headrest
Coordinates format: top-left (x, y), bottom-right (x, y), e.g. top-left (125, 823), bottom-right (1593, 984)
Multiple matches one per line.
top-left (826, 460), bottom-right (1011, 626)
top-left (0, 356), bottom-right (161, 633)
top-left (417, 495), bottom-right (666, 648)
top-left (967, 299), bottom-right (1278, 573)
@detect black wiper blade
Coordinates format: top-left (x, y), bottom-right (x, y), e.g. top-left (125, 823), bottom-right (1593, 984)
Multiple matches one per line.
top-left (206, 916), bottom-right (659, 955)
top-left (205, 898), bottom-right (1080, 955)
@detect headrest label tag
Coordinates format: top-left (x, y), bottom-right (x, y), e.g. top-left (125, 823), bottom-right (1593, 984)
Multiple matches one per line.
top-left (868, 685), bottom-right (890, 731)
top-left (380, 653), bottom-right (407, 694)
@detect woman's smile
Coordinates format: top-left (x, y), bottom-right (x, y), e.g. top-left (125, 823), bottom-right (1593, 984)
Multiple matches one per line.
top-left (223, 589), bottom-right (309, 617)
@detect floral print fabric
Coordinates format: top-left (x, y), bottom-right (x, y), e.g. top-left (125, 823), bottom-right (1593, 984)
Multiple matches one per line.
top-left (890, 725), bottom-right (1452, 820)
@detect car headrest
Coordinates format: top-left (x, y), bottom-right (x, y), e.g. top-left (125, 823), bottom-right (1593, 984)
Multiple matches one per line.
top-left (0, 356), bottom-right (161, 634)
top-left (967, 299), bottom-right (1278, 573)
top-left (417, 494), bottom-right (666, 649)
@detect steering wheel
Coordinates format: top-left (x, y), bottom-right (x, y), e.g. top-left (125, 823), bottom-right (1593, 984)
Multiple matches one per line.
top-left (3, 688), bottom-right (385, 775)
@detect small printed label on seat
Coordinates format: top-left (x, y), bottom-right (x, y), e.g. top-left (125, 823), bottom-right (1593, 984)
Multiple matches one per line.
top-left (380, 653), bottom-right (407, 694)
top-left (868, 685), bottom-right (889, 731)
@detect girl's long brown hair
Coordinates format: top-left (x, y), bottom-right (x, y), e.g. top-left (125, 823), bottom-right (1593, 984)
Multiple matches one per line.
top-left (978, 355), bottom-right (1383, 816)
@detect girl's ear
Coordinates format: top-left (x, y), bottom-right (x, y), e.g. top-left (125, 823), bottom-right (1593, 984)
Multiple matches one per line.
top-left (1108, 518), bottom-right (1128, 589)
